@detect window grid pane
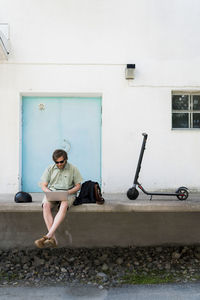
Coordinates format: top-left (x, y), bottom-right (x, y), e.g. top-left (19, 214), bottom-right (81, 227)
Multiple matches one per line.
top-left (172, 93), bottom-right (200, 129)
top-left (172, 113), bottom-right (189, 128)
top-left (192, 95), bottom-right (200, 110)
top-left (193, 113), bottom-right (200, 128)
top-left (172, 95), bottom-right (189, 110)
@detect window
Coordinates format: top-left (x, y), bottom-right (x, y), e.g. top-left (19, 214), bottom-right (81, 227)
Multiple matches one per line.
top-left (172, 92), bottom-right (200, 129)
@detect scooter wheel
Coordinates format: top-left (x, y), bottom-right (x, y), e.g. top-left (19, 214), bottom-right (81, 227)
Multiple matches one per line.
top-left (127, 187), bottom-right (139, 200)
top-left (176, 187), bottom-right (188, 201)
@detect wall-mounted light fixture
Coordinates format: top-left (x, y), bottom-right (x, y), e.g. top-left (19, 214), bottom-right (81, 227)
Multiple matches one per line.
top-left (125, 64), bottom-right (135, 80)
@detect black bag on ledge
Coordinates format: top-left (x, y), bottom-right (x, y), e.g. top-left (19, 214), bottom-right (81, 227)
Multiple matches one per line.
top-left (73, 180), bottom-right (105, 206)
top-left (14, 191), bottom-right (32, 203)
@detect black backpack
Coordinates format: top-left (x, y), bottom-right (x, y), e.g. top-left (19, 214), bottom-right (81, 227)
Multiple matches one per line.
top-left (14, 191), bottom-right (32, 203)
top-left (73, 180), bottom-right (104, 206)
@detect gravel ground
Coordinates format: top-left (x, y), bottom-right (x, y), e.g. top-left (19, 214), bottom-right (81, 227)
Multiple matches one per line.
top-left (1, 246), bottom-right (200, 288)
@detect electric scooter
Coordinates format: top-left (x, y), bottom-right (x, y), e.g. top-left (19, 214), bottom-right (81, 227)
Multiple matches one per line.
top-left (127, 133), bottom-right (189, 201)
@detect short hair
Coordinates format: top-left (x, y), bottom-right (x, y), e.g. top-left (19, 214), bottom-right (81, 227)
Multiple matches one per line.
top-left (52, 149), bottom-right (68, 162)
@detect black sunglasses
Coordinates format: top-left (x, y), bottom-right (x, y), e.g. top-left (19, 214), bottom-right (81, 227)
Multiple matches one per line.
top-left (55, 159), bottom-right (65, 164)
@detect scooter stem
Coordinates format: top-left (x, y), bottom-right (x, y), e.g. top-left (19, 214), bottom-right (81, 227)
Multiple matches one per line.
top-left (133, 133), bottom-right (148, 185)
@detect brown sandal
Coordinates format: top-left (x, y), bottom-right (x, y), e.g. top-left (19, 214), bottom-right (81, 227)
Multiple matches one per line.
top-left (34, 236), bottom-right (48, 248)
top-left (44, 237), bottom-right (57, 248)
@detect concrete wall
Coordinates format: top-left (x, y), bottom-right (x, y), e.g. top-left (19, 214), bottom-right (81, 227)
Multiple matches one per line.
top-left (1, 211), bottom-right (200, 248)
top-left (0, 0), bottom-right (200, 193)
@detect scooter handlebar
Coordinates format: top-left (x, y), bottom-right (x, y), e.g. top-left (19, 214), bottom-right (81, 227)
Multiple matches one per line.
top-left (142, 133), bottom-right (148, 137)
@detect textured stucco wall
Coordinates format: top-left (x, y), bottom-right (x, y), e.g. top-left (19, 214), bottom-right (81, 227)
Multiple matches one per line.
top-left (0, 0), bottom-right (200, 193)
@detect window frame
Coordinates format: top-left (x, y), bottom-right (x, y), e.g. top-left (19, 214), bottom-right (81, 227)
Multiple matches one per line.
top-left (172, 91), bottom-right (200, 130)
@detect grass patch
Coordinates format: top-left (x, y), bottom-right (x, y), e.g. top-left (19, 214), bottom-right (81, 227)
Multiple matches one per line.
top-left (0, 272), bottom-right (7, 279)
top-left (122, 271), bottom-right (176, 285)
top-left (0, 272), bottom-right (18, 282)
top-left (192, 274), bottom-right (200, 281)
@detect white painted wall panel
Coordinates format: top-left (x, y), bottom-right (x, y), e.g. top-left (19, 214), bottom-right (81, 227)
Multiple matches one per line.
top-left (0, 0), bottom-right (200, 193)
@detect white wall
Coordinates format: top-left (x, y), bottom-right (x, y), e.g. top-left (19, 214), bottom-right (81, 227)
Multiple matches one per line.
top-left (0, 0), bottom-right (200, 193)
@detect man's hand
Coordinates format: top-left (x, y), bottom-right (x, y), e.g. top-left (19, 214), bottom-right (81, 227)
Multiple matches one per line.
top-left (41, 182), bottom-right (51, 193)
top-left (67, 183), bottom-right (81, 195)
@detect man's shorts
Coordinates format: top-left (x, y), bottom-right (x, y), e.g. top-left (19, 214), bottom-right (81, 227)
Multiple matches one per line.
top-left (42, 194), bottom-right (76, 209)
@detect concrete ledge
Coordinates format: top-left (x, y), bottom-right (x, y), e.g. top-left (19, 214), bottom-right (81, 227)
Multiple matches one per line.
top-left (1, 193), bottom-right (200, 213)
top-left (1, 193), bottom-right (200, 248)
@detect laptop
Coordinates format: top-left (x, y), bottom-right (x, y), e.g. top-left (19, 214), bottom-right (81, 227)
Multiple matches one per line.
top-left (45, 191), bottom-right (68, 202)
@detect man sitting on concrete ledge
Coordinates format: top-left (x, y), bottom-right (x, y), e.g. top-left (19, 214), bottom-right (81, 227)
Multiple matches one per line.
top-left (34, 149), bottom-right (82, 248)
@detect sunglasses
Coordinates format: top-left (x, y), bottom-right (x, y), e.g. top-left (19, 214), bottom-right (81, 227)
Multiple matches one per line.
top-left (55, 159), bottom-right (65, 164)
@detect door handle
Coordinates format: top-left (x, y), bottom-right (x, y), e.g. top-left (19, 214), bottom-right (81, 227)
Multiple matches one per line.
top-left (62, 139), bottom-right (71, 152)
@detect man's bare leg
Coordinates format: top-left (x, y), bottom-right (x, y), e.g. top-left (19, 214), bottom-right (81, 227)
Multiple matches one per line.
top-left (46, 201), bottom-right (68, 240)
top-left (43, 201), bottom-right (58, 244)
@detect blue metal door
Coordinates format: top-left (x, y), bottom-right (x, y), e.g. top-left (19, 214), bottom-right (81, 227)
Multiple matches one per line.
top-left (22, 97), bottom-right (102, 192)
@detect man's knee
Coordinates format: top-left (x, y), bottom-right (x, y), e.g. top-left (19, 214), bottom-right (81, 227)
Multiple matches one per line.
top-left (59, 201), bottom-right (68, 211)
top-left (43, 201), bottom-right (52, 211)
